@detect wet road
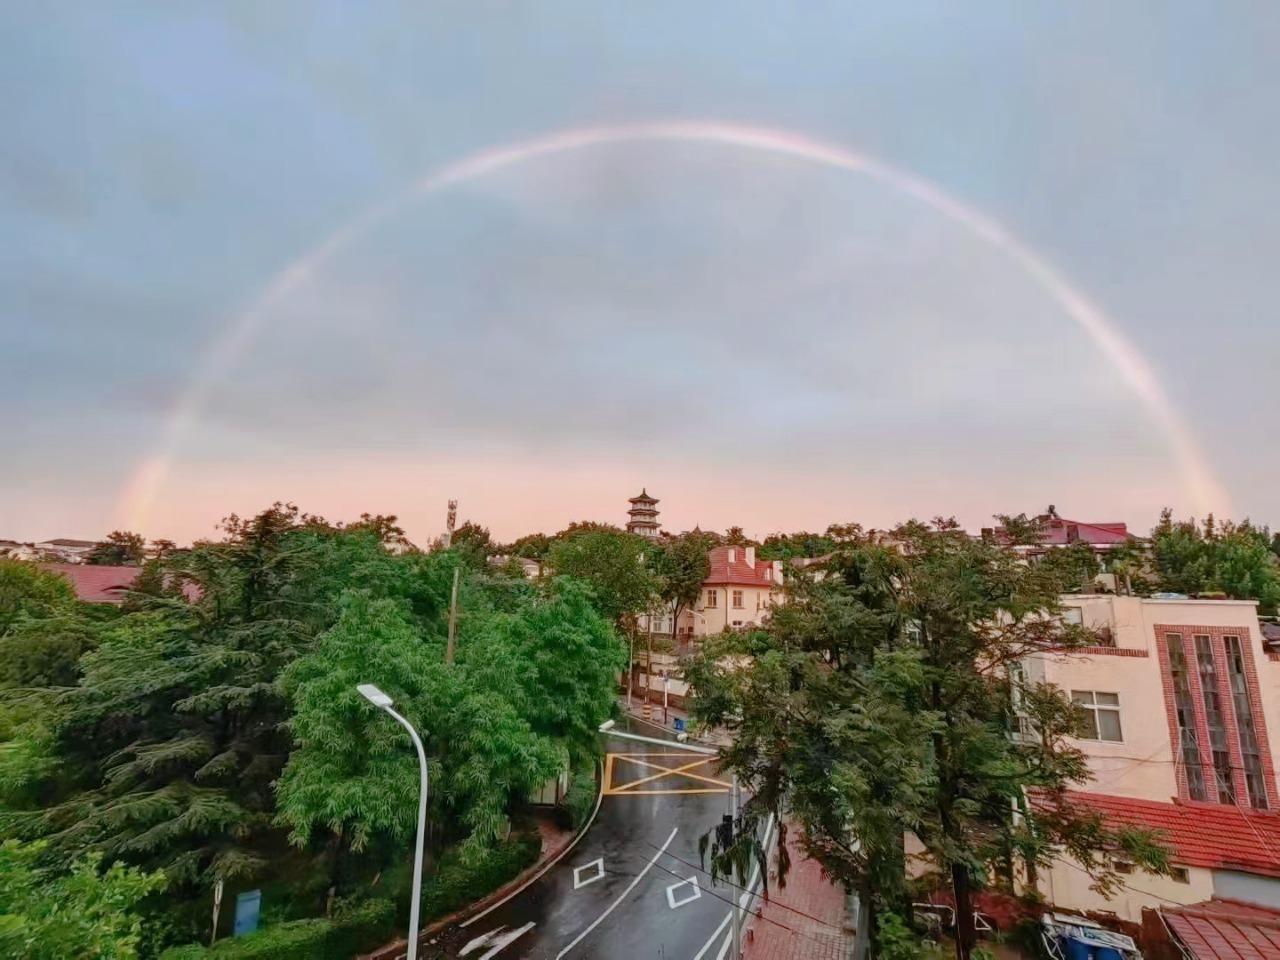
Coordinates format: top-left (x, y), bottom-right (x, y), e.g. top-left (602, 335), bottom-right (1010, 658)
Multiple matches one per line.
top-left (428, 716), bottom-right (767, 960)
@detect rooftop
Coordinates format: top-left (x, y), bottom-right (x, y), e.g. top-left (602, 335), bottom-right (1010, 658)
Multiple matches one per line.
top-left (705, 545), bottom-right (779, 587)
top-left (1058, 791), bottom-right (1280, 877)
top-left (42, 563), bottom-right (141, 603)
top-left (1162, 898), bottom-right (1280, 960)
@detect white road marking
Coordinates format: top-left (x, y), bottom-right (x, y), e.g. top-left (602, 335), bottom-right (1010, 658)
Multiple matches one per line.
top-left (665, 876), bottom-right (702, 909)
top-left (693, 910), bottom-right (733, 960)
top-left (554, 826), bottom-right (679, 959)
top-left (461, 926), bottom-right (505, 956)
top-left (477, 921), bottom-right (535, 959)
top-left (573, 858), bottom-right (605, 890)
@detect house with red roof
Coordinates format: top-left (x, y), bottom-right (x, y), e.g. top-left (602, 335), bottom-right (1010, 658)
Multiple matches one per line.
top-left (1160, 898), bottom-right (1280, 959)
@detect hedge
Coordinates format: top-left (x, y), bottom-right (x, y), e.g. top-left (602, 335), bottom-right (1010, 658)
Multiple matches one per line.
top-left (418, 834), bottom-right (541, 921)
top-left (561, 770), bottom-right (598, 830)
top-left (160, 898), bottom-right (395, 960)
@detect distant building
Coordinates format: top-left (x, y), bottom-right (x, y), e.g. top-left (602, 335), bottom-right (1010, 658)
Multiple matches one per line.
top-left (42, 564), bottom-right (142, 604)
top-left (984, 505), bottom-right (1131, 556)
top-left (34, 538), bottom-right (98, 563)
top-left (625, 490), bottom-right (661, 539)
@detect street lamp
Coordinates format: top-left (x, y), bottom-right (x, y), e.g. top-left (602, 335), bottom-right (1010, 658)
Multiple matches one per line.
top-left (358, 683), bottom-right (429, 960)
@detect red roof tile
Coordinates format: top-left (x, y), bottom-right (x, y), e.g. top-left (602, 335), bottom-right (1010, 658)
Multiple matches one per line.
top-left (1058, 791), bottom-right (1280, 876)
top-left (704, 546), bottom-right (780, 587)
top-left (1163, 899), bottom-right (1280, 960)
top-left (42, 564), bottom-right (141, 604)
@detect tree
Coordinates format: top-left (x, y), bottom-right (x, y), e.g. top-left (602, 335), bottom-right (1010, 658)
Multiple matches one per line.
top-left (687, 518), bottom-right (1170, 960)
top-left (757, 531), bottom-right (837, 561)
top-left (86, 531), bottom-right (146, 566)
top-left (501, 533), bottom-right (555, 561)
top-left (1035, 541), bottom-right (1101, 592)
top-left (1151, 510), bottom-right (1280, 612)
top-left (544, 530), bottom-right (658, 628)
top-left (654, 532), bottom-right (714, 646)
top-left (0, 839), bottom-right (165, 959)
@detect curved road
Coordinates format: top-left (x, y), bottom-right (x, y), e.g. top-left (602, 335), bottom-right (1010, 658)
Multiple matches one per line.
top-left (426, 715), bottom-right (767, 960)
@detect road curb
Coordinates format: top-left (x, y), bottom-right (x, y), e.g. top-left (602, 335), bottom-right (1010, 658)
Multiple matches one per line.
top-left (458, 757), bottom-right (605, 929)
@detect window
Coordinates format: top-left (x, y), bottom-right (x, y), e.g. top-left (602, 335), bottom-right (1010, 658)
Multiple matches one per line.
top-left (1072, 691), bottom-right (1123, 742)
top-left (1167, 635), bottom-right (1208, 801)
top-left (732, 590), bottom-right (744, 609)
top-left (1170, 867), bottom-right (1190, 884)
top-left (1225, 636), bottom-right (1268, 809)
top-left (1112, 860), bottom-right (1133, 875)
top-left (1195, 635), bottom-right (1236, 804)
top-left (732, 620), bottom-right (742, 628)
top-left (1063, 607), bottom-right (1084, 627)
top-left (705, 590), bottom-right (717, 608)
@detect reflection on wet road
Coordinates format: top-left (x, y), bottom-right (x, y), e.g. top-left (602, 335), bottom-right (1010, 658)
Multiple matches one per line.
top-left (428, 716), bottom-right (762, 959)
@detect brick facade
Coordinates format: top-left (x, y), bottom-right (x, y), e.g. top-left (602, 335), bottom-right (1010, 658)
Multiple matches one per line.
top-left (1154, 624), bottom-right (1276, 809)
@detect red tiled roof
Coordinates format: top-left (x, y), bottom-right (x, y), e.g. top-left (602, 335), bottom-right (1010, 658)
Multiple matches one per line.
top-left (704, 546), bottom-right (779, 587)
top-left (42, 564), bottom-right (142, 604)
top-left (1036, 519), bottom-right (1131, 546)
top-left (1163, 899), bottom-right (1280, 960)
top-left (1059, 791), bottom-right (1280, 876)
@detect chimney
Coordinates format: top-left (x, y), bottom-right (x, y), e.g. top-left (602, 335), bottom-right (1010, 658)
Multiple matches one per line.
top-left (745, 546), bottom-right (755, 568)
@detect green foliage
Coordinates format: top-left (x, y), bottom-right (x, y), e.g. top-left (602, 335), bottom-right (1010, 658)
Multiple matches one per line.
top-left (418, 834), bottom-right (540, 921)
top-left (0, 838), bottom-right (165, 960)
top-left (1151, 510), bottom-right (1280, 611)
top-left (877, 911), bottom-right (924, 960)
top-left (687, 517), bottom-right (1170, 960)
top-left (545, 530), bottom-right (659, 626)
top-left (88, 531), bottom-right (147, 566)
top-left (159, 899), bottom-right (394, 960)
top-left (1035, 542), bottom-right (1102, 592)
top-left (653, 533), bottom-right (714, 639)
top-left (559, 769), bottom-right (599, 829)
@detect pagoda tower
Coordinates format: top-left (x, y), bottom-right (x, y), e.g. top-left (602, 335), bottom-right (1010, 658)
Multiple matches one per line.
top-left (626, 490), bottom-right (661, 538)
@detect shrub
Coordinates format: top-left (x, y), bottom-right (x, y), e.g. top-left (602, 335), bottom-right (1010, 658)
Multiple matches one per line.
top-left (418, 835), bottom-right (540, 921)
top-left (160, 898), bottom-right (394, 960)
top-left (561, 769), bottom-right (598, 830)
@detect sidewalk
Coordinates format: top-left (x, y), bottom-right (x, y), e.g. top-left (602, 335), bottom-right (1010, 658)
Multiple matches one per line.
top-left (744, 830), bottom-right (855, 960)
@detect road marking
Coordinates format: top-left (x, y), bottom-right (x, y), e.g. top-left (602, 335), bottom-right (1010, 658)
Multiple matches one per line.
top-left (477, 921), bottom-right (535, 959)
top-left (554, 827), bottom-right (678, 959)
top-left (603, 752), bottom-right (731, 795)
top-left (693, 910), bottom-right (733, 960)
top-left (573, 858), bottom-right (605, 889)
top-left (665, 875), bottom-right (702, 909)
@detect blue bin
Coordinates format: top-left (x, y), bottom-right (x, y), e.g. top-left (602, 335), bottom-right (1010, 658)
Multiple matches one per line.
top-left (1095, 949), bottom-right (1122, 960)
top-left (673, 718), bottom-right (686, 732)
top-left (1063, 937), bottom-right (1093, 960)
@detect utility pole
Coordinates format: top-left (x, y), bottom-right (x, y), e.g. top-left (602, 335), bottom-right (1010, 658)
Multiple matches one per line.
top-left (446, 566), bottom-right (460, 665)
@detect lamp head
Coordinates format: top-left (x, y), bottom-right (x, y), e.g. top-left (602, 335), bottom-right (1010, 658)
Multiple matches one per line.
top-left (357, 683), bottom-right (393, 708)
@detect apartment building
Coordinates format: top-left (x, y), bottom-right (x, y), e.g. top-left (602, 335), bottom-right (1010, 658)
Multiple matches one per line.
top-left (1020, 594), bottom-right (1280, 920)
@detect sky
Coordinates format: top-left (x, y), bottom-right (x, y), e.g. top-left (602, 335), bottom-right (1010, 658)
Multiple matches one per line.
top-left (3, 2), bottom-right (1279, 546)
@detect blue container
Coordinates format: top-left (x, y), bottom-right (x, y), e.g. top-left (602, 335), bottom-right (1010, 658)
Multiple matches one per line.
top-left (1095, 949), bottom-right (1122, 960)
top-left (673, 718), bottom-right (686, 732)
top-left (1063, 937), bottom-right (1093, 960)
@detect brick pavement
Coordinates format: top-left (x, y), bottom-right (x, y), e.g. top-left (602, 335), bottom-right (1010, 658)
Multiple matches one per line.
top-left (744, 830), bottom-right (854, 960)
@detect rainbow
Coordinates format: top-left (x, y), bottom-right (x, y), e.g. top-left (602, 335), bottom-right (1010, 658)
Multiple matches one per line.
top-left (116, 121), bottom-right (1230, 531)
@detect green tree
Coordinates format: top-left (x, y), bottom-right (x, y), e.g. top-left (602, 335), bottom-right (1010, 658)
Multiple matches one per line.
top-left (545, 530), bottom-right (658, 628)
top-left (1151, 510), bottom-right (1280, 612)
top-left (654, 532), bottom-right (714, 646)
top-left (688, 519), bottom-right (1169, 960)
top-left (0, 839), bottom-right (165, 960)
top-left (1035, 541), bottom-right (1101, 592)
top-left (86, 532), bottom-right (147, 566)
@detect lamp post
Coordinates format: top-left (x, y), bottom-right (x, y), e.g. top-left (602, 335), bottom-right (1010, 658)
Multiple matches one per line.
top-left (358, 684), bottom-right (429, 960)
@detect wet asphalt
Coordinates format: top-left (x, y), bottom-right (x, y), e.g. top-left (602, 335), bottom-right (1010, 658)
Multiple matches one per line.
top-left (427, 715), bottom-right (754, 960)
